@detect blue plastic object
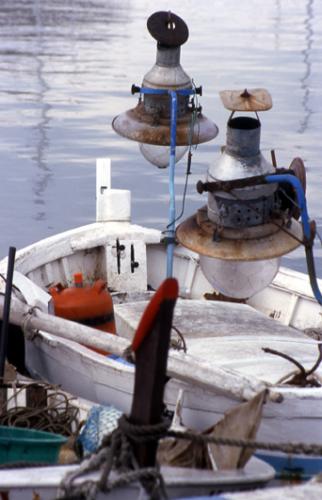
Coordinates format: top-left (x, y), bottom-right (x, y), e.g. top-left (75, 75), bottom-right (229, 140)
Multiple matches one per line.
top-left (78, 405), bottom-right (122, 455)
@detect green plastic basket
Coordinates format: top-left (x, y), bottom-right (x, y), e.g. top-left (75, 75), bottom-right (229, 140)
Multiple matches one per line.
top-left (0, 425), bottom-right (67, 465)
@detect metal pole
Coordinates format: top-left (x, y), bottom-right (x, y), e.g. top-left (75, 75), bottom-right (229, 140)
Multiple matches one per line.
top-left (132, 86), bottom-right (195, 278)
top-left (166, 90), bottom-right (178, 278)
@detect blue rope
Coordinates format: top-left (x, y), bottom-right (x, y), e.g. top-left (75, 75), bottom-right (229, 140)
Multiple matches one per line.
top-left (265, 174), bottom-right (322, 304)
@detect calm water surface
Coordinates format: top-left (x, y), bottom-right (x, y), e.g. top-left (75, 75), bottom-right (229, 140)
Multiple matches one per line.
top-left (0, 0), bottom-right (321, 276)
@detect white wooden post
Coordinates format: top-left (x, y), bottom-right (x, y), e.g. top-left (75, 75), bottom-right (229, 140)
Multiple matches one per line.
top-left (96, 158), bottom-right (131, 222)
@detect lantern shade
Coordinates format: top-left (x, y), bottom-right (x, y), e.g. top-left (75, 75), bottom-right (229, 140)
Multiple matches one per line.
top-left (112, 103), bottom-right (218, 146)
top-left (176, 210), bottom-right (302, 261)
top-left (219, 88), bottom-right (273, 112)
top-left (112, 11), bottom-right (218, 148)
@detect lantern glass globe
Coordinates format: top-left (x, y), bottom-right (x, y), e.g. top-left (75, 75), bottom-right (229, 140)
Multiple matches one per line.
top-left (199, 255), bottom-right (280, 299)
top-left (139, 143), bottom-right (188, 168)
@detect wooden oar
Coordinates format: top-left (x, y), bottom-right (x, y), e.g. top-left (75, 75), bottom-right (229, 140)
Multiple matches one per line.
top-left (0, 295), bottom-right (280, 402)
top-left (129, 277), bottom-right (178, 467)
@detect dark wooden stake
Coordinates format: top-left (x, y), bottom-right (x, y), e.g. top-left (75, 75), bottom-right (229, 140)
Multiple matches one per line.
top-left (0, 246), bottom-right (16, 378)
top-left (129, 278), bottom-right (178, 468)
top-left (0, 246), bottom-right (16, 416)
top-left (26, 384), bottom-right (48, 409)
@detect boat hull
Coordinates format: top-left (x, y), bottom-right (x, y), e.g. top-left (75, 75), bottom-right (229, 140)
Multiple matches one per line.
top-left (1, 213), bottom-right (321, 481)
top-left (25, 331), bottom-right (322, 480)
top-left (0, 460), bottom-right (274, 500)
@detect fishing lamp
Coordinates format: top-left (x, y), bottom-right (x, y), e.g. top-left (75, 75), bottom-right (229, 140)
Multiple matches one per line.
top-left (112, 11), bottom-right (218, 158)
top-left (112, 11), bottom-right (218, 277)
top-left (176, 89), bottom-right (305, 299)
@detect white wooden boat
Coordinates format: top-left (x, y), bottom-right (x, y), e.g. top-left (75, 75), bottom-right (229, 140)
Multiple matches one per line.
top-left (177, 481), bottom-right (322, 500)
top-left (0, 159), bottom-right (322, 482)
top-left (0, 459), bottom-right (274, 500)
top-left (0, 258), bottom-right (275, 500)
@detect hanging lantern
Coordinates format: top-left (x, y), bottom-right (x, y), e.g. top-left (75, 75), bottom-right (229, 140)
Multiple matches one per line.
top-left (112, 11), bottom-right (218, 168)
top-left (176, 88), bottom-right (304, 299)
top-left (112, 10), bottom-right (219, 279)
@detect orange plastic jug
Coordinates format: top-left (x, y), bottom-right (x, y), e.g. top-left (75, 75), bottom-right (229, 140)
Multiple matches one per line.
top-left (49, 273), bottom-right (115, 355)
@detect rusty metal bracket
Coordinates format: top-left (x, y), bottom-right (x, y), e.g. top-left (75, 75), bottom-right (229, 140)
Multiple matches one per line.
top-left (196, 168), bottom-right (293, 195)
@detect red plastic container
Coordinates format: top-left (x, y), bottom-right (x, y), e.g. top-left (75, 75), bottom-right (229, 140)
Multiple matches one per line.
top-left (50, 273), bottom-right (116, 355)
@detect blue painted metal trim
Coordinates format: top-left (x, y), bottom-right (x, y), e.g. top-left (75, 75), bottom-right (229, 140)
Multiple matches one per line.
top-left (137, 87), bottom-right (195, 97)
top-left (256, 451), bottom-right (322, 480)
top-left (107, 354), bottom-right (133, 366)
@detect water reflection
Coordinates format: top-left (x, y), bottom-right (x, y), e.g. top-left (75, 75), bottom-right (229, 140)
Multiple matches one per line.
top-left (0, 0), bottom-right (321, 277)
top-left (31, 0), bottom-right (52, 222)
top-left (273, 0), bottom-right (281, 51)
top-left (298, 0), bottom-right (314, 134)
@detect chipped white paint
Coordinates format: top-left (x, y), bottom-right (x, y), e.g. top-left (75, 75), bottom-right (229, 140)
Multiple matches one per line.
top-left (105, 239), bottom-right (147, 292)
top-left (114, 298), bottom-right (320, 386)
top-left (5, 271), bottom-right (51, 312)
top-left (249, 266), bottom-right (322, 330)
top-left (282, 292), bottom-right (300, 326)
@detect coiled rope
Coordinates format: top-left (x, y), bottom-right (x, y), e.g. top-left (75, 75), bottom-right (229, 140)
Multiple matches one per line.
top-left (0, 382), bottom-right (80, 436)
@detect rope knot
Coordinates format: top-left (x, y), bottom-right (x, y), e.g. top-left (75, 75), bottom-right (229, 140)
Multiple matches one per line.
top-left (111, 414), bottom-right (171, 444)
top-left (58, 414), bottom-right (169, 499)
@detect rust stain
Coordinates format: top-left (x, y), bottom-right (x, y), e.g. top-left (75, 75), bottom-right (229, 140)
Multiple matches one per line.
top-left (113, 102), bottom-right (218, 145)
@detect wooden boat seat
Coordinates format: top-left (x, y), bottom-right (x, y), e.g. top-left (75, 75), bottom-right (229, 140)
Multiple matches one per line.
top-left (115, 299), bottom-right (306, 340)
top-left (115, 299), bottom-right (321, 385)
